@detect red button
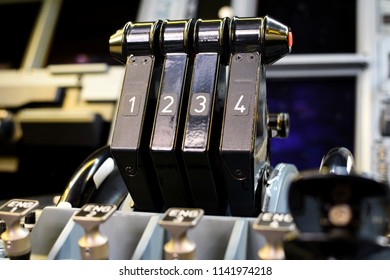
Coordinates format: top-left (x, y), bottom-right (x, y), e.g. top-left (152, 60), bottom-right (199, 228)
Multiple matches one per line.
top-left (288, 31), bottom-right (293, 48)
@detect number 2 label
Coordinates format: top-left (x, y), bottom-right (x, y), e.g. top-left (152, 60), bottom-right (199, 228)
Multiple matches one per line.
top-left (159, 94), bottom-right (177, 116)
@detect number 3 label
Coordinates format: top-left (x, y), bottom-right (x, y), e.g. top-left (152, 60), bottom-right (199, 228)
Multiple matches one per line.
top-left (190, 93), bottom-right (210, 116)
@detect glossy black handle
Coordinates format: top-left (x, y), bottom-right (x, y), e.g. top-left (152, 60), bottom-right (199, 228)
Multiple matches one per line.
top-left (58, 145), bottom-right (119, 207)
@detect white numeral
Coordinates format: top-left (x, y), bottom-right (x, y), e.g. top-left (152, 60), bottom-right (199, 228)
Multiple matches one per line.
top-left (234, 95), bottom-right (246, 114)
top-left (194, 95), bottom-right (207, 113)
top-left (161, 95), bottom-right (175, 114)
top-left (128, 96), bottom-right (136, 113)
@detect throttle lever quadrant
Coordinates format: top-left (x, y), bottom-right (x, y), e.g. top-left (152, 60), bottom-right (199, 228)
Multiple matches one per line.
top-left (220, 16), bottom-right (292, 216)
top-left (110, 21), bottom-right (164, 212)
top-left (182, 18), bottom-right (230, 215)
top-left (149, 19), bottom-right (195, 209)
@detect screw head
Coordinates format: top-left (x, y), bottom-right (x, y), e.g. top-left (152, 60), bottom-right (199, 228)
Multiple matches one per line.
top-left (125, 166), bottom-right (136, 176)
top-left (234, 54), bottom-right (242, 62)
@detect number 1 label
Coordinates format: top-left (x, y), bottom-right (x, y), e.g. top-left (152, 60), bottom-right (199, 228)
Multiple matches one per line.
top-left (122, 94), bottom-right (141, 116)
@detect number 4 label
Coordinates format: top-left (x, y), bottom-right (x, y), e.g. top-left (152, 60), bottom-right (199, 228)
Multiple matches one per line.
top-left (232, 94), bottom-right (249, 116)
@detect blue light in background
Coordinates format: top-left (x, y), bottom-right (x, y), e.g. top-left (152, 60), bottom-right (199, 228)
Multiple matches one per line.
top-left (267, 78), bottom-right (356, 171)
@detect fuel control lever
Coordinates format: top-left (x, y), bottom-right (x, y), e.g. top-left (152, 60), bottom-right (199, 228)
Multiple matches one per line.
top-left (159, 207), bottom-right (204, 260)
top-left (73, 203), bottom-right (117, 260)
top-left (0, 199), bottom-right (39, 259)
top-left (253, 212), bottom-right (296, 260)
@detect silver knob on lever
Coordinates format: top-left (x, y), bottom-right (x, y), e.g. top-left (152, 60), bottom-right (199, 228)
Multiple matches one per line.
top-left (0, 199), bottom-right (39, 259)
top-left (73, 203), bottom-right (116, 260)
top-left (269, 113), bottom-right (289, 138)
top-left (319, 147), bottom-right (355, 175)
top-left (159, 207), bottom-right (204, 260)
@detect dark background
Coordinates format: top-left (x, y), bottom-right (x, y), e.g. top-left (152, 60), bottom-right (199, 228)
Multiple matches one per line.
top-left (0, 0), bottom-right (356, 198)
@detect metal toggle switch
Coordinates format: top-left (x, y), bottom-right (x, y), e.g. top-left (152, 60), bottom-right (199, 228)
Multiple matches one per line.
top-left (269, 113), bottom-right (290, 138)
top-left (110, 20), bottom-right (165, 212)
top-left (159, 207), bottom-right (204, 260)
top-left (150, 19), bottom-right (195, 208)
top-left (73, 203), bottom-right (116, 260)
top-left (220, 16), bottom-right (292, 216)
top-left (181, 18), bottom-right (229, 215)
top-left (253, 212), bottom-right (295, 260)
top-left (0, 199), bottom-right (39, 259)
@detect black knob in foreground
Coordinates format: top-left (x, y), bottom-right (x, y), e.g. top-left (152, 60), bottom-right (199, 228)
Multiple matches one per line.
top-left (285, 172), bottom-right (390, 259)
top-left (289, 173), bottom-right (389, 236)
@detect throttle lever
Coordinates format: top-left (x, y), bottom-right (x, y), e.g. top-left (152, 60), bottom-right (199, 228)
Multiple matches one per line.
top-left (150, 19), bottom-right (195, 208)
top-left (220, 16), bottom-right (292, 216)
top-left (110, 20), bottom-right (164, 212)
top-left (182, 18), bottom-right (230, 215)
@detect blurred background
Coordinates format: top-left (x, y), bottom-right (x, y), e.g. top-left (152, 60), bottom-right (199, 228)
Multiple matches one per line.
top-left (0, 0), bottom-right (385, 200)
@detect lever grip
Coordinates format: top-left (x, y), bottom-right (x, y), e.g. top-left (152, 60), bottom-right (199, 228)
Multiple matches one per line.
top-left (58, 145), bottom-right (126, 208)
